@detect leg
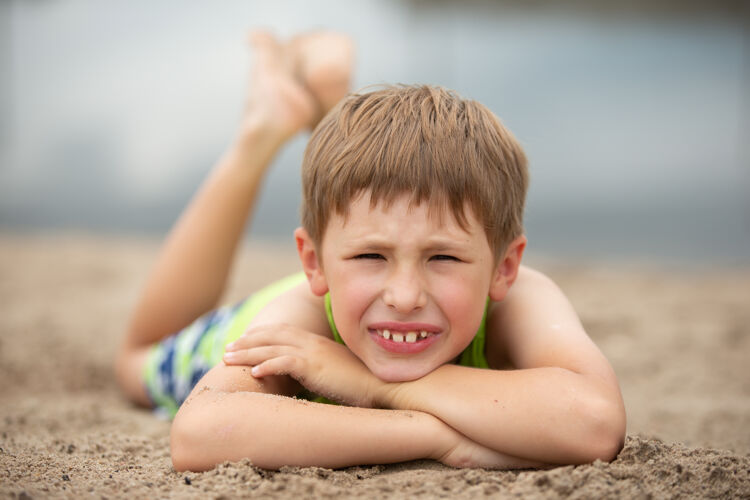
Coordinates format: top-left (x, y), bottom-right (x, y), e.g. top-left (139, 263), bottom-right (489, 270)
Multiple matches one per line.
top-left (115, 30), bottom-right (351, 407)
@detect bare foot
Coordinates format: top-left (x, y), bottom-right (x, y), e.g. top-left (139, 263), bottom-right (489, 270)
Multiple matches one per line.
top-left (242, 31), bottom-right (318, 142)
top-left (288, 32), bottom-right (355, 126)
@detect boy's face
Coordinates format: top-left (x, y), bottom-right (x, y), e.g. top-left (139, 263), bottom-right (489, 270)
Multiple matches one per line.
top-left (308, 192), bottom-right (513, 382)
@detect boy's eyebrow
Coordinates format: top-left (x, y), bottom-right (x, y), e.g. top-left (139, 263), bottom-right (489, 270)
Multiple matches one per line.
top-left (340, 238), bottom-right (392, 251)
top-left (343, 236), bottom-right (474, 252)
top-left (423, 239), bottom-right (475, 254)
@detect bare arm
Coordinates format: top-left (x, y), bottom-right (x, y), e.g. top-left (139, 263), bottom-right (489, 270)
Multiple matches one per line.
top-left (375, 266), bottom-right (626, 464)
top-left (175, 283), bottom-right (541, 471)
top-left (172, 365), bottom-right (449, 471)
top-left (173, 362), bottom-right (544, 471)
top-left (220, 267), bottom-right (624, 467)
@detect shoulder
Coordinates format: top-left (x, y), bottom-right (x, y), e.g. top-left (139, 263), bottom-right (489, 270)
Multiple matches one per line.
top-left (507, 264), bottom-right (558, 294)
top-left (487, 265), bottom-right (569, 340)
top-left (485, 265), bottom-right (611, 376)
top-left (488, 264), bottom-right (573, 324)
top-left (485, 265), bottom-right (563, 367)
top-left (249, 278), bottom-right (333, 340)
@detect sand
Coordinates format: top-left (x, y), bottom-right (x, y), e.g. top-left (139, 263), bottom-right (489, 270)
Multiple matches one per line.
top-left (1, 233), bottom-right (748, 498)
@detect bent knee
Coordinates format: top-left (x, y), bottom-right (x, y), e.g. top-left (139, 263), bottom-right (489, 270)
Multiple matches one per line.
top-left (114, 346), bottom-right (152, 408)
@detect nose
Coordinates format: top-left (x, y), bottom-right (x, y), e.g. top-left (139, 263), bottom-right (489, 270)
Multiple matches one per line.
top-left (382, 264), bottom-right (427, 314)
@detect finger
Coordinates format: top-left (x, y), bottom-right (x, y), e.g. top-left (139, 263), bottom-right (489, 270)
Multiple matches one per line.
top-left (237, 325), bottom-right (315, 352)
top-left (223, 345), bottom-right (295, 366)
top-left (250, 355), bottom-right (305, 380)
top-left (225, 332), bottom-right (268, 351)
top-left (224, 335), bottom-right (263, 352)
top-left (225, 324), bottom-right (300, 351)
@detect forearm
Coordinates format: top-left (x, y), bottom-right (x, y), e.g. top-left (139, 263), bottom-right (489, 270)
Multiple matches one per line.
top-left (171, 389), bottom-right (448, 471)
top-left (127, 128), bottom-right (284, 346)
top-left (379, 365), bottom-right (625, 464)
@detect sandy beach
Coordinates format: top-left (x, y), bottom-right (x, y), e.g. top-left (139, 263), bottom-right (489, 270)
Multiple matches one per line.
top-left (1, 233), bottom-right (748, 498)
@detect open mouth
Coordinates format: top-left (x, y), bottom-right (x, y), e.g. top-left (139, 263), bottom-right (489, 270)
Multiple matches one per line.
top-left (373, 329), bottom-right (433, 343)
top-left (368, 327), bottom-right (440, 354)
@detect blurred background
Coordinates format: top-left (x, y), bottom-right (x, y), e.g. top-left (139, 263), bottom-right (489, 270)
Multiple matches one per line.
top-left (1, 0), bottom-right (748, 264)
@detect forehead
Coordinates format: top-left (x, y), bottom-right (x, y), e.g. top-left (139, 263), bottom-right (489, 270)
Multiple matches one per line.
top-left (326, 191), bottom-right (484, 243)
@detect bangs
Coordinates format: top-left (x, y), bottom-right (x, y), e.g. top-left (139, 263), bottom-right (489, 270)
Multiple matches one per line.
top-left (301, 85), bottom-right (527, 256)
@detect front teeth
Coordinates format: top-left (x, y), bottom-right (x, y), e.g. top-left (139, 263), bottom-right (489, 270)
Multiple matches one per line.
top-left (377, 329), bottom-right (431, 342)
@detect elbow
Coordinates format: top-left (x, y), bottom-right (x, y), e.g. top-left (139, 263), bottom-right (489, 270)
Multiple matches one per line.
top-left (575, 392), bottom-right (626, 463)
top-left (170, 395), bottom-right (272, 472)
top-left (170, 413), bottom-right (198, 472)
top-left (586, 424), bottom-right (625, 464)
top-left (171, 445), bottom-right (193, 472)
top-left (170, 407), bottom-right (217, 472)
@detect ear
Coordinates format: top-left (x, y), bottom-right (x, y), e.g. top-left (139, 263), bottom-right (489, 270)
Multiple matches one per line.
top-left (294, 227), bottom-right (329, 296)
top-left (488, 235), bottom-right (527, 302)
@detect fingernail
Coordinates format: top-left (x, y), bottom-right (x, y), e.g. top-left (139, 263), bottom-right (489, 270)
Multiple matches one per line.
top-left (225, 342), bottom-right (235, 350)
top-left (223, 351), bottom-right (237, 360)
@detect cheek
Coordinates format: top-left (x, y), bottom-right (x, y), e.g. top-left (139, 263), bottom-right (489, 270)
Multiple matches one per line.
top-left (330, 271), bottom-right (377, 328)
top-left (433, 273), bottom-right (489, 332)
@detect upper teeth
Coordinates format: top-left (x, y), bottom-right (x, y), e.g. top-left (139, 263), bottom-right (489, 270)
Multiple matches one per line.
top-left (377, 330), bottom-right (431, 343)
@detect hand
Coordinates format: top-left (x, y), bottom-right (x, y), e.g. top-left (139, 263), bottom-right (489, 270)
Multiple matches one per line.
top-left (223, 323), bottom-right (384, 408)
top-left (437, 428), bottom-right (544, 470)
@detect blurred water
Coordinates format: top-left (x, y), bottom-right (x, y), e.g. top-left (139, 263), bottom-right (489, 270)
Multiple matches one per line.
top-left (1, 0), bottom-right (748, 263)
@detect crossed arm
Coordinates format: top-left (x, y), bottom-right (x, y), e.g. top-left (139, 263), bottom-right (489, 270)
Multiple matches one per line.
top-left (144, 30), bottom-right (625, 471)
top-left (170, 268), bottom-right (626, 471)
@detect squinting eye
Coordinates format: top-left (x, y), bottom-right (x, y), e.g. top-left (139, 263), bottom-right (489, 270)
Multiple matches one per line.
top-left (431, 255), bottom-right (460, 262)
top-left (354, 253), bottom-right (385, 260)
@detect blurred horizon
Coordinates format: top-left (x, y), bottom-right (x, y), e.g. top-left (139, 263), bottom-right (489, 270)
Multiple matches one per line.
top-left (1, 0), bottom-right (749, 264)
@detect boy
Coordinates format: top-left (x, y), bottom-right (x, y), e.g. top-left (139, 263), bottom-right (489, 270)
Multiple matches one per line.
top-left (115, 31), bottom-right (626, 472)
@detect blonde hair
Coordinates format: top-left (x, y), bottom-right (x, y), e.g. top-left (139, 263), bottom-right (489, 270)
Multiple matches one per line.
top-left (301, 84), bottom-right (528, 256)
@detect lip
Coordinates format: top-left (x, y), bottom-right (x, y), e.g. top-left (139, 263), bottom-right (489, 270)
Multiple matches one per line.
top-left (368, 328), bottom-right (441, 354)
top-left (367, 321), bottom-right (441, 333)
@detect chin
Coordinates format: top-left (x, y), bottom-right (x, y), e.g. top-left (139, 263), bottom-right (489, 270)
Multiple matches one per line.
top-left (370, 363), bottom-right (434, 383)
